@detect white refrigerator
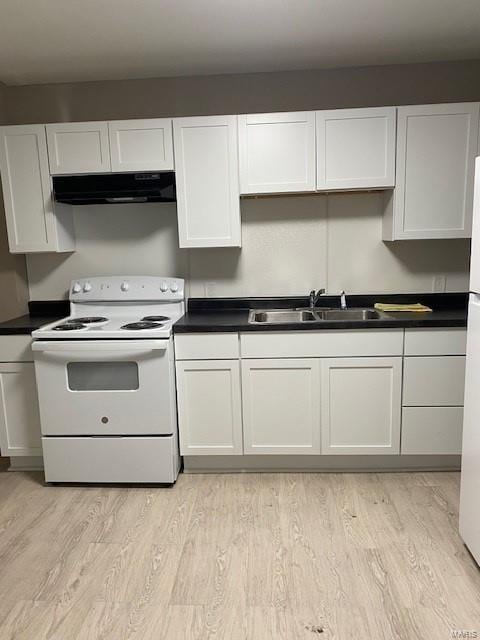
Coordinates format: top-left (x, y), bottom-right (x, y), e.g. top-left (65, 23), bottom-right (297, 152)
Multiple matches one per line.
top-left (460, 156), bottom-right (480, 564)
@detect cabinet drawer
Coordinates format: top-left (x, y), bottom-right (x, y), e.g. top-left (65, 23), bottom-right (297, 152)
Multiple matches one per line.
top-left (240, 330), bottom-right (403, 358)
top-left (174, 333), bottom-right (239, 360)
top-left (0, 336), bottom-right (33, 362)
top-left (401, 407), bottom-right (463, 454)
top-left (403, 356), bottom-right (465, 406)
top-left (404, 328), bottom-right (467, 355)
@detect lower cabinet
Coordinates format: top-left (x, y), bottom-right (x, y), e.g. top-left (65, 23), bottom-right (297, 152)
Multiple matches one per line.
top-left (175, 360), bottom-right (243, 455)
top-left (241, 359), bottom-right (321, 454)
top-left (321, 357), bottom-right (402, 455)
top-left (401, 407), bottom-right (464, 455)
top-left (0, 362), bottom-right (42, 457)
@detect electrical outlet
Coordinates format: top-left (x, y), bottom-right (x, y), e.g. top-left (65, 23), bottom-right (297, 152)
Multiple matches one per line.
top-left (205, 282), bottom-right (217, 297)
top-left (432, 275), bottom-right (447, 292)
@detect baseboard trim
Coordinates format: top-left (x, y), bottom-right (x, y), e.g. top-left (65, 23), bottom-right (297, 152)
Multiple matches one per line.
top-left (7, 456), bottom-right (44, 471)
top-left (183, 454), bottom-right (461, 473)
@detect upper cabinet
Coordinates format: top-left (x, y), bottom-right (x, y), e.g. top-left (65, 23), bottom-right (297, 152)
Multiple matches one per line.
top-left (108, 119), bottom-right (174, 172)
top-left (0, 125), bottom-right (74, 253)
top-left (46, 122), bottom-right (111, 175)
top-left (173, 115), bottom-right (241, 248)
top-left (383, 102), bottom-right (480, 240)
top-left (238, 112), bottom-right (316, 194)
top-left (316, 107), bottom-right (396, 190)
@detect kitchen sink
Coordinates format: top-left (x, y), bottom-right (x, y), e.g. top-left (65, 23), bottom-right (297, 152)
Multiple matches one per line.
top-left (249, 309), bottom-right (317, 324)
top-left (316, 309), bottom-right (382, 321)
top-left (248, 308), bottom-right (382, 324)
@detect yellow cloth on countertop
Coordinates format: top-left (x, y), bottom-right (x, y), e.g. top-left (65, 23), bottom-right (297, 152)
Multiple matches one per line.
top-left (374, 302), bottom-right (432, 313)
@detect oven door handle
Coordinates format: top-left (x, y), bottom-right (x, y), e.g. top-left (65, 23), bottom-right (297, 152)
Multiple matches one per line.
top-left (32, 340), bottom-right (168, 354)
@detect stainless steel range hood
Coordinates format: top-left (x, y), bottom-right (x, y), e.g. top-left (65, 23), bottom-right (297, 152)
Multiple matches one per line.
top-left (53, 172), bottom-right (176, 205)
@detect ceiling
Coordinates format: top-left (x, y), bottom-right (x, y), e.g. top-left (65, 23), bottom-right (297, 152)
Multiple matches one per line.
top-left (1, 0), bottom-right (480, 86)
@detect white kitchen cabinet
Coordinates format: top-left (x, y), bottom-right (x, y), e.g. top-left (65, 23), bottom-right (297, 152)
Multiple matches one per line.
top-left (316, 107), bottom-right (396, 190)
top-left (238, 112), bottom-right (316, 194)
top-left (242, 359), bottom-right (321, 455)
top-left (0, 363), bottom-right (42, 457)
top-left (383, 102), bottom-right (480, 240)
top-left (403, 356), bottom-right (466, 406)
top-left (46, 121), bottom-right (111, 174)
top-left (108, 119), bottom-right (174, 172)
top-left (402, 407), bottom-right (463, 455)
top-left (176, 360), bottom-right (242, 455)
top-left (321, 357), bottom-right (402, 455)
top-left (173, 115), bottom-right (241, 248)
top-left (0, 125), bottom-right (75, 253)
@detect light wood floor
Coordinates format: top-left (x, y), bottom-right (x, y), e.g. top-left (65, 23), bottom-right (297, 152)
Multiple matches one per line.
top-left (0, 470), bottom-right (479, 639)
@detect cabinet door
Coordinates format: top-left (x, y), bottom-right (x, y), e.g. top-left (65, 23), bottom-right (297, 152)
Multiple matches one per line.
top-left (389, 102), bottom-right (479, 239)
top-left (0, 363), bottom-right (42, 457)
top-left (173, 115), bottom-right (241, 248)
top-left (238, 112), bottom-right (316, 194)
top-left (242, 359), bottom-right (321, 454)
top-left (321, 357), bottom-right (402, 455)
top-left (0, 125), bottom-right (58, 253)
top-left (46, 122), bottom-right (111, 174)
top-left (108, 119), bottom-right (174, 172)
top-left (176, 360), bottom-right (242, 455)
top-left (316, 107), bottom-right (396, 190)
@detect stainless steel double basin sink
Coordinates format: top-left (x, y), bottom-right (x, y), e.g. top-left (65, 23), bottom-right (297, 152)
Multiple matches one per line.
top-left (248, 308), bottom-right (382, 325)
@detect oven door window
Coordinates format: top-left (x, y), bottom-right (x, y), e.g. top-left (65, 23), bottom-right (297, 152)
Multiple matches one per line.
top-left (67, 361), bottom-right (139, 391)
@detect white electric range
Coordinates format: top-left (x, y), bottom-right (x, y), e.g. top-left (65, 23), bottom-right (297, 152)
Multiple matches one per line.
top-left (31, 276), bottom-right (185, 484)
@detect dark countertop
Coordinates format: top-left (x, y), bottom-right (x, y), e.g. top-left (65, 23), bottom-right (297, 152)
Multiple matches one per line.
top-left (0, 294), bottom-right (468, 335)
top-left (173, 293), bottom-right (468, 333)
top-left (0, 301), bottom-right (69, 335)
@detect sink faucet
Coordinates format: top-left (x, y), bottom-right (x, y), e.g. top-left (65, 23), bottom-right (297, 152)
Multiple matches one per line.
top-left (309, 288), bottom-right (325, 310)
top-left (340, 290), bottom-right (347, 310)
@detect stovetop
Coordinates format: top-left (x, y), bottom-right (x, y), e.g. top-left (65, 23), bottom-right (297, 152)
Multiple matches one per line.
top-left (32, 276), bottom-right (185, 340)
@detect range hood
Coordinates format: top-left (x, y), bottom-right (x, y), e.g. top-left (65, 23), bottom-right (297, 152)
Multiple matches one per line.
top-left (53, 172), bottom-right (176, 205)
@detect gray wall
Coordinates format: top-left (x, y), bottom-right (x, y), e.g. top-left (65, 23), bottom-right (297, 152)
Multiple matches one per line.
top-left (3, 59), bottom-right (480, 124)
top-left (0, 82), bottom-right (29, 321)
top-left (1, 60), bottom-right (476, 301)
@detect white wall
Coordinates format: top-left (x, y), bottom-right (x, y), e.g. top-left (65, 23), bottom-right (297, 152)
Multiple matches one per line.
top-left (26, 192), bottom-right (470, 300)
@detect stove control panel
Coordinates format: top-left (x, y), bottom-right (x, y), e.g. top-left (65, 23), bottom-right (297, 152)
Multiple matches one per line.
top-left (69, 276), bottom-right (185, 302)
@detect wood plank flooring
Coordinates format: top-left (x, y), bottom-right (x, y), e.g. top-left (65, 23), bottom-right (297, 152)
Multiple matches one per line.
top-left (0, 470), bottom-right (478, 639)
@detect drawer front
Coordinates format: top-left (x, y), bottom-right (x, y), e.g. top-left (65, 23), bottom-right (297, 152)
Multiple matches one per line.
top-left (404, 328), bottom-right (467, 356)
top-left (240, 330), bottom-right (403, 359)
top-left (403, 356), bottom-right (465, 406)
top-left (174, 333), bottom-right (239, 360)
top-left (401, 407), bottom-right (463, 455)
top-left (0, 336), bottom-right (33, 362)
top-left (42, 436), bottom-right (177, 483)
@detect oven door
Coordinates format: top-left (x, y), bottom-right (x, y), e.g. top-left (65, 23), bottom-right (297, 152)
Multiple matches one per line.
top-left (32, 340), bottom-right (175, 436)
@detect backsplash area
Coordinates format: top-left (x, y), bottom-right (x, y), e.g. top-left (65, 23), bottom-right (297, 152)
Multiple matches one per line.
top-left (26, 192), bottom-right (471, 300)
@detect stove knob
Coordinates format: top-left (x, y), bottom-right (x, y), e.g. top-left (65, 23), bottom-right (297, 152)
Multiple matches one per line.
top-left (170, 282), bottom-right (179, 293)
top-left (72, 282), bottom-right (82, 294)
top-left (160, 282), bottom-right (169, 292)
top-left (121, 282), bottom-right (129, 292)
top-left (83, 282), bottom-right (92, 293)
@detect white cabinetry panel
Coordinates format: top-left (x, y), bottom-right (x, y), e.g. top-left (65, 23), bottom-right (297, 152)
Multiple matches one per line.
top-left (384, 102), bottom-right (479, 239)
top-left (173, 115), bottom-right (241, 248)
top-left (321, 357), bottom-right (402, 455)
top-left (404, 328), bottom-right (467, 356)
top-left (46, 121), bottom-right (111, 174)
top-left (403, 356), bottom-right (466, 406)
top-left (242, 359), bottom-right (321, 454)
top-left (402, 407), bottom-right (463, 455)
top-left (176, 360), bottom-right (242, 455)
top-left (174, 333), bottom-right (239, 360)
top-left (238, 112), bottom-right (316, 194)
top-left (0, 363), bottom-right (42, 457)
top-left (316, 107), bottom-right (396, 190)
top-left (108, 119), bottom-right (174, 172)
top-left (0, 125), bottom-right (62, 253)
